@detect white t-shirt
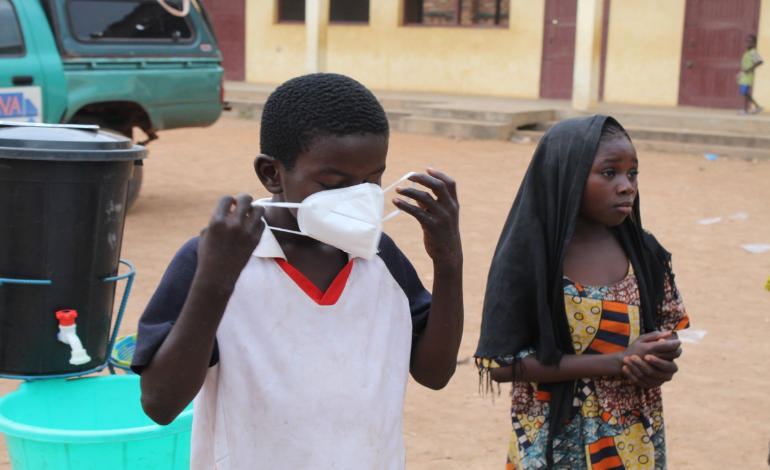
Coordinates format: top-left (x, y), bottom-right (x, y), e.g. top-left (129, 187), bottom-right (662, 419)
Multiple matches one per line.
top-left (133, 228), bottom-right (431, 469)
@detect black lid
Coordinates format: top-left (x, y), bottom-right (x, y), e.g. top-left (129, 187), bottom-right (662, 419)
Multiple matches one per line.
top-left (0, 122), bottom-right (147, 161)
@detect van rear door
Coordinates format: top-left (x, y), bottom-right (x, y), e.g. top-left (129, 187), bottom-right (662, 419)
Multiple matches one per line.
top-left (0, 0), bottom-right (44, 122)
top-left (45, 0), bottom-right (224, 130)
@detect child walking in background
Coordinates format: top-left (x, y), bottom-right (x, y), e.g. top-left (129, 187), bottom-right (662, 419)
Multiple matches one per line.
top-left (132, 74), bottom-right (464, 469)
top-left (476, 116), bottom-right (689, 470)
top-left (739, 34), bottom-right (764, 115)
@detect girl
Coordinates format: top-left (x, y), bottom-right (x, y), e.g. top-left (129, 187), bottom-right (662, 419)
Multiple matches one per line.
top-left (476, 116), bottom-right (689, 470)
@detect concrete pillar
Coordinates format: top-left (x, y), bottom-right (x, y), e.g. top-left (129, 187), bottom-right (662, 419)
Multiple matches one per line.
top-left (305, 0), bottom-right (330, 73)
top-left (572, 0), bottom-right (604, 110)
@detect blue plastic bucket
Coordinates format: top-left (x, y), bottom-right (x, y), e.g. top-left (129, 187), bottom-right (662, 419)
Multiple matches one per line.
top-left (0, 375), bottom-right (192, 470)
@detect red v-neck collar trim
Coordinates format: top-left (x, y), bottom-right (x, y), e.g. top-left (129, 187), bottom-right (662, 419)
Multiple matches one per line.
top-left (274, 258), bottom-right (354, 306)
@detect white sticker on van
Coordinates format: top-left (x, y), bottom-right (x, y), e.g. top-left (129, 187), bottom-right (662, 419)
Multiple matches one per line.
top-left (0, 87), bottom-right (42, 123)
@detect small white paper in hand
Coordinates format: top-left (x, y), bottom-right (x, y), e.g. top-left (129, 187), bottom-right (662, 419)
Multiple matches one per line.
top-left (698, 217), bottom-right (722, 225)
top-left (729, 212), bottom-right (749, 219)
top-left (741, 244), bottom-right (770, 254)
top-left (677, 330), bottom-right (707, 344)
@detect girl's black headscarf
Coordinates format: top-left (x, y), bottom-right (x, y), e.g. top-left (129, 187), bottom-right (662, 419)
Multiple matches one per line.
top-left (475, 115), bottom-right (673, 467)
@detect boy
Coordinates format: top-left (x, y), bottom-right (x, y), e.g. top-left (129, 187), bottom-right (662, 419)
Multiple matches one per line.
top-left (739, 34), bottom-right (764, 115)
top-left (131, 74), bottom-right (464, 469)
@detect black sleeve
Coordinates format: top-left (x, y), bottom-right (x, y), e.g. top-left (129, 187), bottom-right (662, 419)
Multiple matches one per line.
top-left (376, 233), bottom-right (431, 353)
top-left (130, 237), bottom-right (219, 374)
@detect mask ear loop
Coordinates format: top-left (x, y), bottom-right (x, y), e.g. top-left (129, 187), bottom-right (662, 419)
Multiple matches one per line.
top-left (382, 172), bottom-right (416, 222)
top-left (251, 201), bottom-right (305, 209)
top-left (251, 201), bottom-right (307, 236)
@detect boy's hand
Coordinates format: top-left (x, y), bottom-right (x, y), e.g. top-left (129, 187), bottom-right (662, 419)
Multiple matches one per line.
top-left (140, 194), bottom-right (264, 426)
top-left (197, 194), bottom-right (265, 291)
top-left (393, 168), bottom-right (461, 267)
top-left (396, 169), bottom-right (463, 390)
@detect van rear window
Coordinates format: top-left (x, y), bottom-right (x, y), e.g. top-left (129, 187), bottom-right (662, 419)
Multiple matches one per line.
top-left (0, 0), bottom-right (24, 56)
top-left (67, 0), bottom-right (194, 42)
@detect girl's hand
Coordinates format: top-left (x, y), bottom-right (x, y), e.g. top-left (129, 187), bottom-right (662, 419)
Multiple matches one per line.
top-left (623, 331), bottom-right (682, 362)
top-left (393, 169), bottom-right (462, 268)
top-left (622, 355), bottom-right (678, 389)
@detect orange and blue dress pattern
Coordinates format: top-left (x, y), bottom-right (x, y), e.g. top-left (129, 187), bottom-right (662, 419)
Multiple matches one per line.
top-left (479, 267), bottom-right (688, 470)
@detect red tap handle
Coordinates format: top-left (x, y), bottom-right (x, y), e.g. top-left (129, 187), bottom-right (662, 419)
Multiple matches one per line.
top-left (56, 309), bottom-right (78, 327)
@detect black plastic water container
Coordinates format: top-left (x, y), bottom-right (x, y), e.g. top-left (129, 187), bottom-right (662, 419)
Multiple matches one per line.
top-left (0, 122), bottom-right (146, 376)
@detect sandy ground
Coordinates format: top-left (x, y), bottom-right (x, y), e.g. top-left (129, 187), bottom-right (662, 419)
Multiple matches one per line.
top-left (1, 116), bottom-right (770, 469)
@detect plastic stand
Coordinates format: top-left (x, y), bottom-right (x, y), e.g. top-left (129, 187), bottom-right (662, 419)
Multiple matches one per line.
top-left (0, 260), bottom-right (135, 381)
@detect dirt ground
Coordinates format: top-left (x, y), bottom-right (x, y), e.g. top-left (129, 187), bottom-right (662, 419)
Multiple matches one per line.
top-left (1, 116), bottom-right (770, 469)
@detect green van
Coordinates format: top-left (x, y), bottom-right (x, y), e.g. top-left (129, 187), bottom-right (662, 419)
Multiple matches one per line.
top-left (0, 0), bottom-right (225, 205)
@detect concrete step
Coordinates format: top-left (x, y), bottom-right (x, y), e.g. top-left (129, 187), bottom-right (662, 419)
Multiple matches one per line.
top-left (413, 106), bottom-right (554, 125)
top-left (385, 109), bottom-right (413, 129)
top-left (509, 129), bottom-right (770, 160)
top-left (627, 126), bottom-right (770, 149)
top-left (377, 98), bottom-right (436, 111)
top-left (226, 90), bottom-right (271, 102)
top-left (561, 109), bottom-right (770, 135)
top-left (633, 140), bottom-right (770, 160)
top-left (532, 120), bottom-right (558, 131)
top-left (224, 89), bottom-right (769, 158)
top-left (399, 116), bottom-right (515, 140)
top-left (519, 121), bottom-right (770, 149)
top-left (224, 82), bottom-right (274, 102)
top-left (510, 129), bottom-right (546, 142)
top-left (227, 99), bottom-right (264, 120)
top-left (226, 98), bottom-right (519, 140)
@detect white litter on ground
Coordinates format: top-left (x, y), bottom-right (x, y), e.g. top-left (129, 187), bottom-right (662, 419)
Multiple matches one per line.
top-left (698, 217), bottom-right (723, 225)
top-left (729, 213), bottom-right (749, 219)
top-left (741, 244), bottom-right (770, 254)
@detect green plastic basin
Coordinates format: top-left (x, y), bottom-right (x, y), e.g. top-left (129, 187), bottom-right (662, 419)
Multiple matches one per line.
top-left (0, 375), bottom-right (192, 469)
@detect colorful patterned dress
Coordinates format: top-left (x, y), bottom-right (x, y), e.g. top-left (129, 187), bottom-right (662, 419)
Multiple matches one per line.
top-left (479, 267), bottom-right (689, 470)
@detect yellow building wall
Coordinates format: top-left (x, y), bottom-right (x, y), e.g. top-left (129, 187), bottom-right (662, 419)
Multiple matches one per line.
top-left (245, 0), bottom-right (546, 98)
top-left (755, 0), bottom-right (770, 106)
top-left (245, 1), bottom-right (306, 82)
top-left (602, 0), bottom-right (687, 107)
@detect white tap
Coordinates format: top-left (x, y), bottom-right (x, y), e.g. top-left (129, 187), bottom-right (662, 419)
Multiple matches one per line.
top-left (56, 310), bottom-right (91, 365)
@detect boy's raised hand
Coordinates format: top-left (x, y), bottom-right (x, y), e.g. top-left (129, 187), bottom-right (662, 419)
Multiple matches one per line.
top-left (140, 194), bottom-right (265, 425)
top-left (392, 168), bottom-right (463, 390)
top-left (392, 168), bottom-right (461, 266)
top-left (198, 194), bottom-right (265, 290)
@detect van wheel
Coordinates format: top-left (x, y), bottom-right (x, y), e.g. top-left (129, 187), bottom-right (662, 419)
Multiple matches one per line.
top-left (127, 163), bottom-right (143, 210)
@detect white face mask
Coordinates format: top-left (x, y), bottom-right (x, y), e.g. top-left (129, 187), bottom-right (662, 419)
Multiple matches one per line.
top-left (252, 172), bottom-right (416, 260)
